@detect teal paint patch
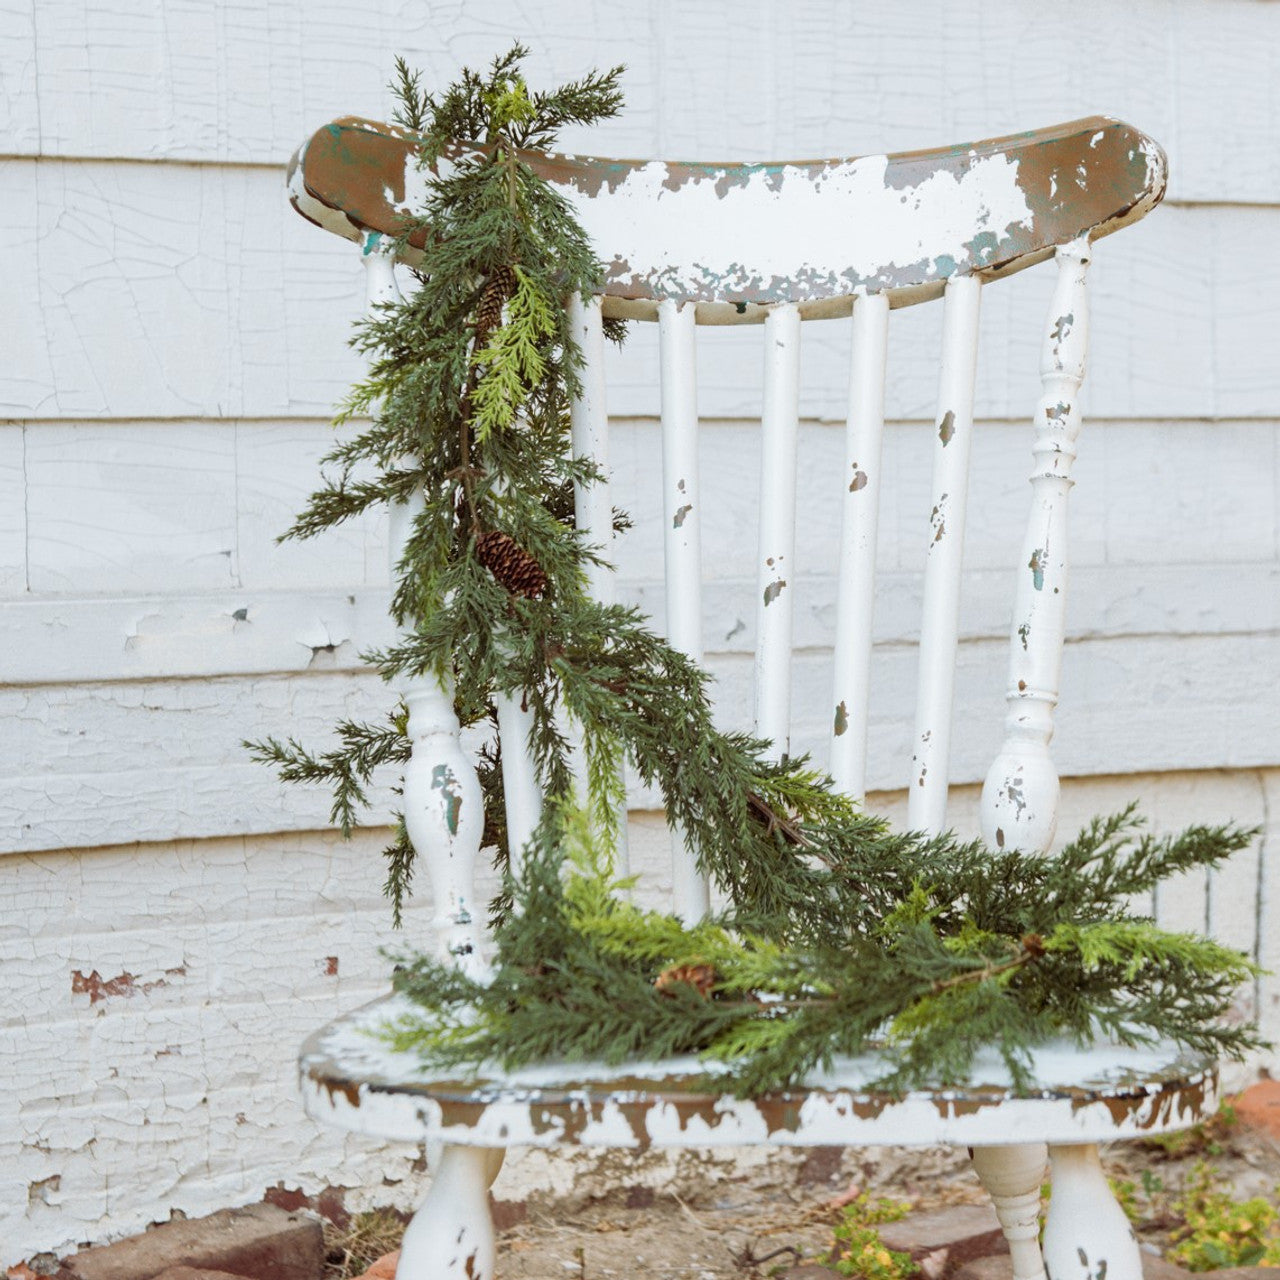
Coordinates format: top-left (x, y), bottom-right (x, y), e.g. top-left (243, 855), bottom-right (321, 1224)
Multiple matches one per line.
top-left (966, 229), bottom-right (1000, 263)
top-left (1029, 549), bottom-right (1046, 591)
top-left (363, 230), bottom-right (384, 256)
top-left (934, 254), bottom-right (958, 277)
top-left (431, 764), bottom-right (463, 835)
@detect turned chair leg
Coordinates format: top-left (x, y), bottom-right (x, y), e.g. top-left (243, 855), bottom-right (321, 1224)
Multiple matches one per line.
top-left (971, 1143), bottom-right (1049, 1280)
top-left (1043, 1143), bottom-right (1142, 1280)
top-left (396, 1144), bottom-right (505, 1280)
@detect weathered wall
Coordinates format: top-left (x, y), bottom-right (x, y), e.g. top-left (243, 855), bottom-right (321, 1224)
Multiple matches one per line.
top-left (3, 0), bottom-right (1278, 1264)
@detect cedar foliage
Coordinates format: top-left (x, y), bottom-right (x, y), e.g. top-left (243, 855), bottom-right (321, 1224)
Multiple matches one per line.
top-left (251, 47), bottom-right (1265, 1093)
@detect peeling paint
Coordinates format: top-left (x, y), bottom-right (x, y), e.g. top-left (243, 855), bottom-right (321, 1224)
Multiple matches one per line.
top-left (849, 467), bottom-right (868, 493)
top-left (28, 1175), bottom-right (60, 1208)
top-left (672, 503), bottom-right (692, 529)
top-left (938, 410), bottom-right (956, 445)
top-left (294, 116), bottom-right (1166, 312)
top-left (1051, 313), bottom-right (1075, 343)
top-left (71, 966), bottom-right (185, 1005)
top-left (1018, 622), bottom-right (1031, 650)
top-left (431, 765), bottom-right (463, 836)
top-left (833, 702), bottom-right (849, 737)
top-left (1005, 780), bottom-right (1027, 818)
top-left (1029, 549), bottom-right (1046, 591)
top-left (762, 579), bottom-right (786, 606)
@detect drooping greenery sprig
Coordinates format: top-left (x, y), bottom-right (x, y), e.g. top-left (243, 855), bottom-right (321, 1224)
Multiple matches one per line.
top-left (387, 801), bottom-right (1261, 1095)
top-left (251, 47), bottom-right (1265, 1090)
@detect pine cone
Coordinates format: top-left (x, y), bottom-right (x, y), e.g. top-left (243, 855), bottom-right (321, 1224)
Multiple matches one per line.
top-left (474, 265), bottom-right (518, 338)
top-left (654, 962), bottom-right (717, 999)
top-left (475, 529), bottom-right (547, 599)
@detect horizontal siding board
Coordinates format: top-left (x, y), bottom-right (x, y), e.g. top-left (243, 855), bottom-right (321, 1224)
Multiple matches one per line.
top-left (0, 425), bottom-right (25, 591)
top-left (8, 412), bottom-right (1274, 623)
top-left (5, 561), bottom-right (1279, 689)
top-left (0, 0), bottom-right (39, 152)
top-left (5, 1), bottom-right (1277, 206)
top-left (4, 166), bottom-right (1280, 421)
top-left (25, 421), bottom-right (239, 592)
top-left (6, 633), bottom-right (1280, 854)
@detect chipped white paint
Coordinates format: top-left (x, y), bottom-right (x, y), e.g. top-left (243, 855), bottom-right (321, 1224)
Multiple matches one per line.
top-left (569, 294), bottom-right (616, 604)
top-left (567, 292), bottom-right (630, 871)
top-left (568, 151), bottom-right (1033, 301)
top-left (658, 297), bottom-right (709, 918)
top-left (908, 275), bottom-right (982, 833)
top-left (301, 996), bottom-right (1219, 1150)
top-left (830, 291), bottom-right (889, 798)
top-left (6, 5), bottom-right (1280, 1266)
top-left (971, 1145), bottom-right (1049, 1280)
top-left (981, 238), bottom-right (1091, 855)
top-left (397, 1146), bottom-right (503, 1280)
top-left (753, 302), bottom-right (801, 759)
top-left (369, 241), bottom-right (487, 975)
top-left (1043, 1144), bottom-right (1144, 1280)
top-left (494, 693), bottom-right (542, 875)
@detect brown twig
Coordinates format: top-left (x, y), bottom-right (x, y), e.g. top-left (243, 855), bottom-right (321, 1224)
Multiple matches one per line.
top-left (746, 792), bottom-right (811, 848)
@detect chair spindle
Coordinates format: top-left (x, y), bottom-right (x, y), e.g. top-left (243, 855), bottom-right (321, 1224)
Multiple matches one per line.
top-left (658, 298), bottom-right (709, 918)
top-left (567, 294), bottom-right (629, 870)
top-left (754, 302), bottom-right (802, 760)
top-left (830, 291), bottom-right (890, 800)
top-left (363, 236), bottom-right (487, 975)
top-left (908, 274), bottom-right (983, 834)
top-left (980, 237), bottom-right (1091, 855)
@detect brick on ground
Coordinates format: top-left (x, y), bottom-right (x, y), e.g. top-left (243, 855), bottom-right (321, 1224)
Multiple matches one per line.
top-left (878, 1205), bottom-right (1007, 1280)
top-left (153, 1270), bottom-right (256, 1280)
top-left (955, 1254), bottom-right (1192, 1280)
top-left (1233, 1080), bottom-right (1280, 1141)
top-left (54, 1204), bottom-right (323, 1280)
top-left (351, 1254), bottom-right (398, 1280)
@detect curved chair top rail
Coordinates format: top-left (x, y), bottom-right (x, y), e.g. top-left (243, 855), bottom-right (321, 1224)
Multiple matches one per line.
top-left (288, 114), bottom-right (1165, 323)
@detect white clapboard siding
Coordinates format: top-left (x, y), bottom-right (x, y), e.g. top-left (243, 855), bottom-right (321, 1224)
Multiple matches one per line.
top-left (5, 1), bottom-right (1280, 207)
top-left (17, 420), bottom-right (385, 596)
top-left (4, 561), bottom-right (1277, 693)
top-left (5, 1), bottom-right (1280, 1263)
top-left (0, 827), bottom-right (441, 1260)
top-left (1260, 773), bottom-right (1280, 1051)
top-left (0, 424), bottom-right (25, 592)
top-left (7, 417), bottom-right (1274, 605)
top-left (9, 162), bottom-right (1280, 423)
top-left (9, 630), bottom-right (1280, 856)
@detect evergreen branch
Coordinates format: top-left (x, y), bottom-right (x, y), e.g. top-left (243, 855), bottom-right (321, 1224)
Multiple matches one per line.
top-left (255, 47), bottom-right (1269, 1093)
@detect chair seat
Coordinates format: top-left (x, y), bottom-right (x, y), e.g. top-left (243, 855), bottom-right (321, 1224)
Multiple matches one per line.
top-left (300, 994), bottom-right (1218, 1151)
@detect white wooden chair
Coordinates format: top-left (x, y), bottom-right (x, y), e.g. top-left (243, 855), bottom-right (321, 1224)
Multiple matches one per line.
top-left (286, 116), bottom-right (1201, 1280)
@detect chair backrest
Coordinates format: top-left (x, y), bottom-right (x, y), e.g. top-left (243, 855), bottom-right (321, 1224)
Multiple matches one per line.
top-left (288, 115), bottom-right (1167, 961)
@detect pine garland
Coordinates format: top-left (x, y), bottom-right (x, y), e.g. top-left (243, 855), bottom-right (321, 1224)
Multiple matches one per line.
top-left (251, 47), bottom-right (1266, 1092)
